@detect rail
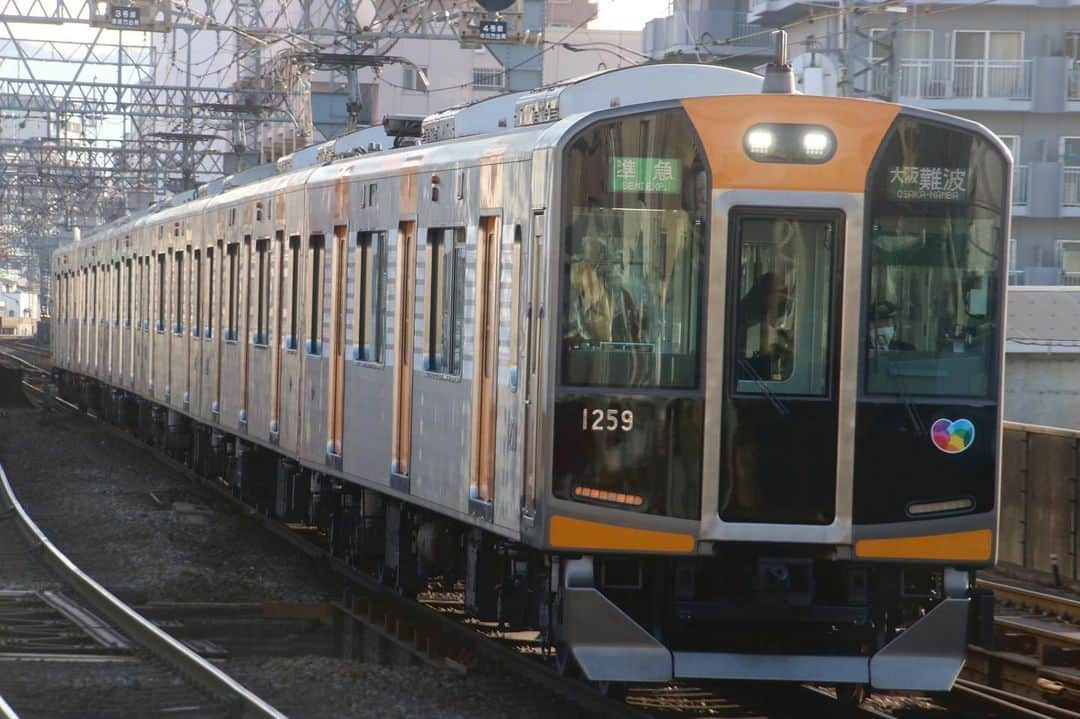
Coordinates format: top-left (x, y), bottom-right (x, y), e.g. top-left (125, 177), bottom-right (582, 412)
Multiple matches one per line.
top-left (0, 459), bottom-right (288, 719)
top-left (898, 59), bottom-right (1032, 100)
top-left (1070, 66), bottom-right (1080, 101)
top-left (1064, 167), bottom-right (1080, 207)
top-left (0, 694), bottom-right (17, 719)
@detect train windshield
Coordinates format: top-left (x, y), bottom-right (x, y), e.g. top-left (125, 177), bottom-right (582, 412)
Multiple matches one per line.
top-left (559, 108), bottom-right (707, 389)
top-left (865, 120), bottom-right (1008, 398)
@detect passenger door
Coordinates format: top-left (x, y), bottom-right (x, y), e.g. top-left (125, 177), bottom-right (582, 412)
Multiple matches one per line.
top-left (719, 209), bottom-right (843, 526)
top-left (521, 211), bottom-right (545, 518)
top-left (392, 220), bottom-right (416, 478)
top-left (472, 216), bottom-right (501, 507)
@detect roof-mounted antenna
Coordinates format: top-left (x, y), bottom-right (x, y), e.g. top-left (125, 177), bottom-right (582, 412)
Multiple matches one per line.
top-left (762, 30), bottom-right (795, 94)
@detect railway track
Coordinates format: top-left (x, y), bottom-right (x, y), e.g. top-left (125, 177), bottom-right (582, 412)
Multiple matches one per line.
top-left (0, 342), bottom-right (1066, 719)
top-left (0, 457), bottom-right (287, 718)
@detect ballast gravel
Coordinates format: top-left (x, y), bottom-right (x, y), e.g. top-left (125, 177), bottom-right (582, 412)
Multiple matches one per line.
top-left (0, 401), bottom-right (586, 718)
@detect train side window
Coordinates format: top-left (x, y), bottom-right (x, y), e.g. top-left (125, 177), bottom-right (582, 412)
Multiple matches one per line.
top-left (173, 251), bottom-right (184, 335)
top-left (254, 238), bottom-right (269, 346)
top-left (206, 246), bottom-right (216, 339)
top-left (156, 254), bottom-right (165, 332)
top-left (286, 235), bottom-right (300, 350)
top-left (425, 227), bottom-right (465, 375)
top-left (355, 230), bottom-right (387, 362)
top-left (114, 261), bottom-right (121, 325)
top-left (307, 234), bottom-right (325, 355)
top-left (125, 259), bottom-right (132, 327)
top-left (225, 242), bottom-right (239, 341)
top-left (193, 250), bottom-right (202, 337)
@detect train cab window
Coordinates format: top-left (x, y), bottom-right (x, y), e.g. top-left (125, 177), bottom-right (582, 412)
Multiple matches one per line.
top-left (426, 227), bottom-right (466, 375)
top-left (254, 239), bottom-right (269, 346)
top-left (560, 108), bottom-right (707, 389)
top-left (731, 214), bottom-right (837, 397)
top-left (225, 242), bottom-right (239, 341)
top-left (307, 234), bottom-right (325, 355)
top-left (286, 236), bottom-right (300, 350)
top-left (173, 251), bottom-right (184, 334)
top-left (156, 254), bottom-right (165, 332)
top-left (864, 119), bottom-right (1007, 398)
top-left (355, 230), bottom-right (387, 362)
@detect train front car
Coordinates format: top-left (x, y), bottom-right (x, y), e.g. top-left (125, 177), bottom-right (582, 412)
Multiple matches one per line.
top-left (541, 95), bottom-right (1009, 694)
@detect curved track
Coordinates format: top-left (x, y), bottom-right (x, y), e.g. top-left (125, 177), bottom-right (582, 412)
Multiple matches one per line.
top-left (0, 454), bottom-right (287, 719)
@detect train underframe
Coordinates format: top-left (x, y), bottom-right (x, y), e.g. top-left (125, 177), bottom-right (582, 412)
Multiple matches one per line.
top-left (55, 370), bottom-right (994, 696)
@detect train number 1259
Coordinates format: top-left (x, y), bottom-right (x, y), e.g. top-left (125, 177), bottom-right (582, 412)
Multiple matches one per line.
top-left (582, 408), bottom-right (634, 432)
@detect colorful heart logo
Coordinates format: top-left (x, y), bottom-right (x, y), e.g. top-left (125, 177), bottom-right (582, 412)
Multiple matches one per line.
top-left (930, 418), bottom-right (975, 454)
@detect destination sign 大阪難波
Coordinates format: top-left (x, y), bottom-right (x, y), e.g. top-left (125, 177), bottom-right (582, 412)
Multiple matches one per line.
top-left (611, 157), bottom-right (681, 194)
top-left (887, 166), bottom-right (970, 202)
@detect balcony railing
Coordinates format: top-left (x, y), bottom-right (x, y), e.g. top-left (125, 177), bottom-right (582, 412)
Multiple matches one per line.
top-left (1065, 167), bottom-right (1080, 207)
top-left (898, 59), bottom-right (1032, 101)
top-left (1013, 165), bottom-right (1029, 205)
top-left (1071, 66), bottom-right (1080, 101)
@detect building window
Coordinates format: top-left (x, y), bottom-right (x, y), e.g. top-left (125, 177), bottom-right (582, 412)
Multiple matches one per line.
top-left (403, 65), bottom-right (429, 92)
top-left (355, 231), bottom-right (387, 362)
top-left (226, 242), bottom-right (239, 341)
top-left (997, 134), bottom-right (1020, 161)
top-left (472, 67), bottom-right (505, 90)
top-left (287, 236), bottom-right (300, 350)
top-left (307, 234), bottom-right (325, 355)
top-left (254, 238), bottom-right (269, 345)
top-left (426, 227), bottom-right (466, 375)
top-left (1065, 31), bottom-right (1080, 62)
top-left (1060, 240), bottom-right (1080, 285)
top-left (173, 251), bottom-right (184, 334)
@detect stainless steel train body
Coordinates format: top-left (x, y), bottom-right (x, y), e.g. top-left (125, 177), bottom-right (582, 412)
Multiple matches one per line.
top-left (50, 63), bottom-right (1010, 694)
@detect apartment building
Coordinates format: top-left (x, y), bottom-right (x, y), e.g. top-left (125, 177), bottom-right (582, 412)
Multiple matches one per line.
top-left (643, 0), bottom-right (776, 70)
top-left (736, 0), bottom-right (1080, 285)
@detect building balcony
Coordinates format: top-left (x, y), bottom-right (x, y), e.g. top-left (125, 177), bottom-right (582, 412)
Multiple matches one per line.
top-left (643, 10), bottom-right (772, 59)
top-left (1070, 66), bottom-right (1080, 102)
top-left (897, 59), bottom-right (1032, 110)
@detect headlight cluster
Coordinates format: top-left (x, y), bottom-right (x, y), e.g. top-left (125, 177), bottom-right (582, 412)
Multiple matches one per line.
top-left (743, 123), bottom-right (837, 164)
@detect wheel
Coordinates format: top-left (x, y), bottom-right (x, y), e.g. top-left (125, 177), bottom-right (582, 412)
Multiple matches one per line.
top-left (836, 684), bottom-right (867, 706)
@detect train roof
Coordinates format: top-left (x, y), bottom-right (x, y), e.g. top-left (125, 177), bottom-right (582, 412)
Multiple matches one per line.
top-left (64, 63), bottom-right (764, 252)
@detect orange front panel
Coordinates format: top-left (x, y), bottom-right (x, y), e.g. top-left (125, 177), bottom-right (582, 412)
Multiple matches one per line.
top-left (680, 95), bottom-right (901, 193)
top-left (549, 516), bottom-right (696, 553)
top-left (854, 529), bottom-right (993, 561)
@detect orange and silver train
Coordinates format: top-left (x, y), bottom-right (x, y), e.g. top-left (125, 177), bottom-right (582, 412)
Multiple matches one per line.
top-left (51, 60), bottom-right (1009, 696)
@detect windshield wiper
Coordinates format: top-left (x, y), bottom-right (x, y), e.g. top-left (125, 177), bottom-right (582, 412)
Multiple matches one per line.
top-left (895, 373), bottom-right (927, 437)
top-left (737, 357), bottom-right (790, 416)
